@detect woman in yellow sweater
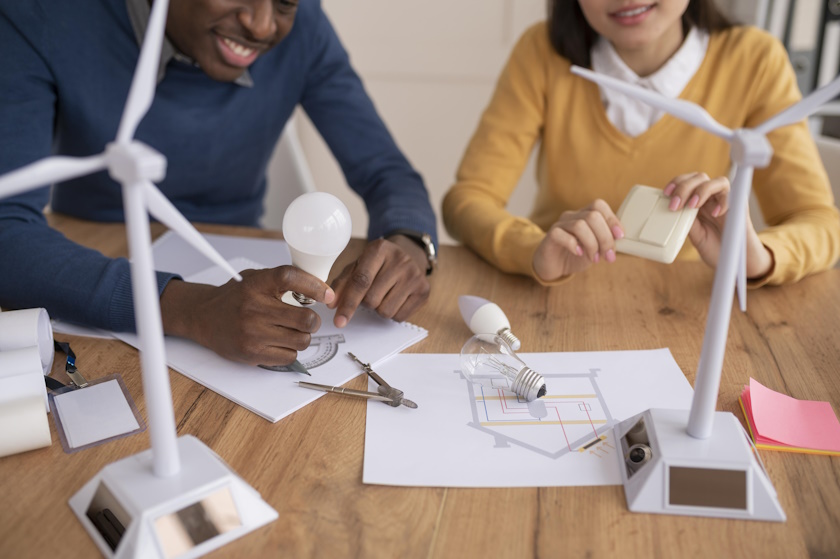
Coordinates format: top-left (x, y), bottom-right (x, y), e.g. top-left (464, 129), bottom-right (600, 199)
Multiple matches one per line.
top-left (443, 0), bottom-right (840, 285)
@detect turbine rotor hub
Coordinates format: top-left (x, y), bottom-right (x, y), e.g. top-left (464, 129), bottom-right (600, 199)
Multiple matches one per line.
top-left (106, 141), bottom-right (167, 184)
top-left (730, 129), bottom-right (773, 168)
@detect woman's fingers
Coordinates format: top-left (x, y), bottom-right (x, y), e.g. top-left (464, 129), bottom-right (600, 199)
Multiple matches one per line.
top-left (665, 173), bottom-right (730, 216)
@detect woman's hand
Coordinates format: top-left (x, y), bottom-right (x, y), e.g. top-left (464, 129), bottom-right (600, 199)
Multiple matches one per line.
top-left (532, 199), bottom-right (624, 282)
top-left (665, 172), bottom-right (773, 278)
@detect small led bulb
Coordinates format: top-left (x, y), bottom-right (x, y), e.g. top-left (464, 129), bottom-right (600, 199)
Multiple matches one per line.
top-left (458, 295), bottom-right (521, 350)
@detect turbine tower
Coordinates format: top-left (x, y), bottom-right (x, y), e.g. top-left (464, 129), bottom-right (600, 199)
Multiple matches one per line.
top-left (571, 64), bottom-right (840, 521)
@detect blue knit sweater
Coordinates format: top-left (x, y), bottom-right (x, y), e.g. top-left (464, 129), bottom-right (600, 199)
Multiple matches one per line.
top-left (0, 0), bottom-right (436, 331)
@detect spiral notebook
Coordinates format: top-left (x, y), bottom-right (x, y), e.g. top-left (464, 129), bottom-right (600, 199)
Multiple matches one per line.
top-left (114, 234), bottom-right (428, 422)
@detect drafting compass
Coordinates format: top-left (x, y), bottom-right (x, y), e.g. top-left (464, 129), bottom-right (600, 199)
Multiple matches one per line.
top-left (298, 353), bottom-right (418, 409)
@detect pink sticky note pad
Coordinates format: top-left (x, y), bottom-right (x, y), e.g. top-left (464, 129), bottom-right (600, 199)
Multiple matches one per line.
top-left (748, 378), bottom-right (840, 453)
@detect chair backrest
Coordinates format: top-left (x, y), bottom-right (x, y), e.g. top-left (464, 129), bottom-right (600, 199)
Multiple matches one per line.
top-left (815, 134), bottom-right (840, 204)
top-left (261, 114), bottom-right (317, 230)
top-left (814, 134), bottom-right (840, 268)
top-left (749, 133), bottom-right (840, 235)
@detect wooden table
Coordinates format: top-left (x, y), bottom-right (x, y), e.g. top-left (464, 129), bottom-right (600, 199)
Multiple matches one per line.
top-left (2, 214), bottom-right (839, 558)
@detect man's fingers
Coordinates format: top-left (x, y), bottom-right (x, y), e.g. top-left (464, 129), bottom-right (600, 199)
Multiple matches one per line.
top-left (332, 248), bottom-right (386, 327)
top-left (220, 324), bottom-right (313, 367)
top-left (248, 341), bottom-right (304, 368)
top-left (331, 238), bottom-right (430, 326)
top-left (266, 265), bottom-right (334, 303)
top-left (392, 291), bottom-right (426, 323)
top-left (270, 306), bottom-right (321, 335)
top-left (374, 269), bottom-right (429, 320)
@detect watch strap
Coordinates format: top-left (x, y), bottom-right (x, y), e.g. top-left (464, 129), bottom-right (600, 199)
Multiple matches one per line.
top-left (387, 229), bottom-right (437, 275)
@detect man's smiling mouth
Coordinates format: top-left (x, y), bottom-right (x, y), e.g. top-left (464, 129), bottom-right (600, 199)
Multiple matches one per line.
top-left (216, 34), bottom-right (262, 68)
top-left (221, 36), bottom-right (256, 58)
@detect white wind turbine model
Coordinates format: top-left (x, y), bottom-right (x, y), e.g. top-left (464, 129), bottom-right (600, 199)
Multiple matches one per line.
top-left (0, 1), bottom-right (277, 556)
top-left (572, 64), bottom-right (840, 521)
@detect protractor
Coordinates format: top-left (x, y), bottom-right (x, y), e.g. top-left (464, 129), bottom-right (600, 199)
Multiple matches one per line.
top-left (262, 334), bottom-right (346, 372)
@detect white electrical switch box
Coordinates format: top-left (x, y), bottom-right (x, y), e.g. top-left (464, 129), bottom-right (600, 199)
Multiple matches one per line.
top-left (615, 185), bottom-right (698, 263)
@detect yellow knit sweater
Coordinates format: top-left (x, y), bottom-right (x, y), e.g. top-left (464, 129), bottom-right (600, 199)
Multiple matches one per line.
top-left (442, 23), bottom-right (840, 285)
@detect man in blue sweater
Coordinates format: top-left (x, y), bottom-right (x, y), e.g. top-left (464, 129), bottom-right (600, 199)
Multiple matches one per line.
top-left (0, 0), bottom-right (438, 367)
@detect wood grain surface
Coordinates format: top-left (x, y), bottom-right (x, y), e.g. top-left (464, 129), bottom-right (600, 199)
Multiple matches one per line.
top-left (1, 214), bottom-right (838, 559)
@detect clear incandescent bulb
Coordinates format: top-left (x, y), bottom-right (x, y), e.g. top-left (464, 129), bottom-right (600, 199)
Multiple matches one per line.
top-left (459, 333), bottom-right (545, 402)
top-left (458, 295), bottom-right (521, 350)
top-left (282, 192), bottom-right (352, 305)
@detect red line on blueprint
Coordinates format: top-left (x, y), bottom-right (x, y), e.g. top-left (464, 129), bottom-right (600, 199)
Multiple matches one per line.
top-left (496, 388), bottom-right (529, 414)
top-left (486, 391), bottom-right (597, 450)
top-left (547, 404), bottom-right (571, 450)
top-left (582, 404), bottom-right (598, 437)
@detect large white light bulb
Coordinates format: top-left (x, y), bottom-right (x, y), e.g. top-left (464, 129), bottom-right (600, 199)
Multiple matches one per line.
top-left (282, 192), bottom-right (352, 305)
top-left (459, 333), bottom-right (545, 402)
top-left (458, 295), bottom-right (520, 350)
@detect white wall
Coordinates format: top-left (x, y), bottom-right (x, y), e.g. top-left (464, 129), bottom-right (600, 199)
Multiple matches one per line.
top-left (265, 0), bottom-right (546, 245)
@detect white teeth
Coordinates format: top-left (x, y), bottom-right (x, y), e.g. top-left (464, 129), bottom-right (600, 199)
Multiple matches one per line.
top-left (222, 37), bottom-right (255, 58)
top-left (615, 5), bottom-right (653, 17)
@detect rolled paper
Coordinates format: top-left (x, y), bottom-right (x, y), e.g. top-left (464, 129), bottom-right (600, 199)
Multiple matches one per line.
top-left (0, 373), bottom-right (52, 457)
top-left (0, 307), bottom-right (55, 375)
top-left (0, 347), bottom-right (50, 411)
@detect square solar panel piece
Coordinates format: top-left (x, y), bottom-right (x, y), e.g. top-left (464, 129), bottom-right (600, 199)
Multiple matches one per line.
top-left (614, 185), bottom-right (698, 263)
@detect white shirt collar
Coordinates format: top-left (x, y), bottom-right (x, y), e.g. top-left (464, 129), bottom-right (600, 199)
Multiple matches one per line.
top-left (591, 27), bottom-right (708, 137)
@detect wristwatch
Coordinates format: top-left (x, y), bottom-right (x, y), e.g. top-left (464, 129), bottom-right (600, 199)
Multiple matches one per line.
top-left (388, 229), bottom-right (437, 276)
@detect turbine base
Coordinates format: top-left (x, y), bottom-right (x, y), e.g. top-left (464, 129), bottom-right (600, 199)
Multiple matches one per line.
top-left (614, 408), bottom-right (784, 522)
top-left (69, 435), bottom-right (277, 558)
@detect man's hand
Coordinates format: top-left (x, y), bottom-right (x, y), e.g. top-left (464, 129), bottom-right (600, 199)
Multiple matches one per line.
top-left (160, 266), bottom-right (334, 366)
top-left (327, 235), bottom-right (430, 327)
top-left (532, 199), bottom-right (624, 282)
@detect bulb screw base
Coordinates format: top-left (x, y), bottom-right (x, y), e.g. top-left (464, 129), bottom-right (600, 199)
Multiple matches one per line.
top-left (512, 367), bottom-right (546, 402)
top-left (497, 328), bottom-right (521, 351)
top-left (292, 291), bottom-right (316, 306)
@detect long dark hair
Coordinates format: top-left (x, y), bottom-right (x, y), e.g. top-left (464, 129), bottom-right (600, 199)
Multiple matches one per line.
top-left (548, 1), bottom-right (733, 67)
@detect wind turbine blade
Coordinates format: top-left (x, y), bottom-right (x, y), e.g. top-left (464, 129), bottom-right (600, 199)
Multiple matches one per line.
top-left (0, 155), bottom-right (108, 201)
top-left (756, 74), bottom-right (840, 134)
top-left (140, 181), bottom-right (243, 282)
top-left (571, 66), bottom-right (735, 141)
top-left (115, 0), bottom-right (170, 144)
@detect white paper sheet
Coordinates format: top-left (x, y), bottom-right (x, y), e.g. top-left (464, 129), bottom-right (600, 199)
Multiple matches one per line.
top-left (114, 234), bottom-right (428, 422)
top-left (51, 320), bottom-right (114, 340)
top-left (363, 349), bottom-right (694, 487)
top-left (53, 380), bottom-right (141, 448)
top-left (152, 230), bottom-right (292, 277)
